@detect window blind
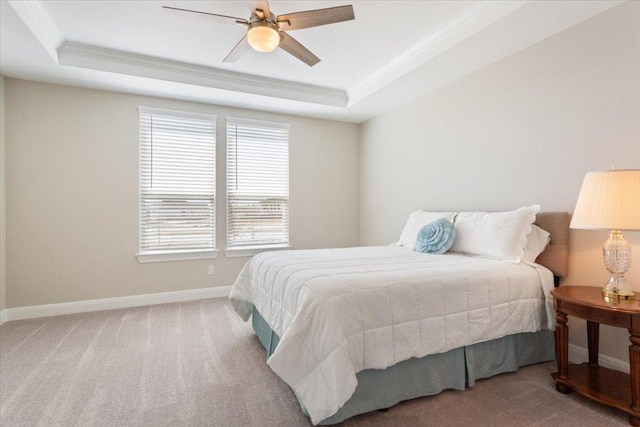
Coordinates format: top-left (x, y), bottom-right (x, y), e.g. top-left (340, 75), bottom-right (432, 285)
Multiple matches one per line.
top-left (226, 117), bottom-right (289, 248)
top-left (139, 107), bottom-right (216, 254)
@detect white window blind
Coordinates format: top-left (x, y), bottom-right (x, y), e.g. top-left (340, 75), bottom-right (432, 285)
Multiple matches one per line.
top-left (226, 117), bottom-right (289, 248)
top-left (139, 107), bottom-right (216, 255)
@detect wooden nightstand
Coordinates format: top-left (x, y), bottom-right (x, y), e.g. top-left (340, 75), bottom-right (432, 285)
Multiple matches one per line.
top-left (551, 286), bottom-right (640, 426)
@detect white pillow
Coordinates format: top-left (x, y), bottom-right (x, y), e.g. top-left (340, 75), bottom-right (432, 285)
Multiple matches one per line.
top-left (450, 205), bottom-right (540, 263)
top-left (522, 224), bottom-right (551, 263)
top-left (395, 211), bottom-right (457, 248)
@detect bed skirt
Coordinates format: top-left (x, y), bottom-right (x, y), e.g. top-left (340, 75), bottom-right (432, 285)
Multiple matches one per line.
top-left (251, 307), bottom-right (555, 425)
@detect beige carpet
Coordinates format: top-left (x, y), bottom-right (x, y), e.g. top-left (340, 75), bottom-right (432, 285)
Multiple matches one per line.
top-left (0, 298), bottom-right (628, 426)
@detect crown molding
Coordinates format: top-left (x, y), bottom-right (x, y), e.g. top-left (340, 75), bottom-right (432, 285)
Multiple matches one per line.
top-left (7, 0), bottom-right (64, 62)
top-left (348, 1), bottom-right (527, 105)
top-left (57, 42), bottom-right (348, 107)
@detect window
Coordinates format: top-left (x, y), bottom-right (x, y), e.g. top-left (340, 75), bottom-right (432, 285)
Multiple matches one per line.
top-left (137, 107), bottom-right (217, 262)
top-left (226, 117), bottom-right (289, 253)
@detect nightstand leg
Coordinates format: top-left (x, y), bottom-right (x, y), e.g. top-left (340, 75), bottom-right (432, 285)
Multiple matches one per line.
top-left (554, 311), bottom-right (571, 394)
top-left (629, 331), bottom-right (640, 426)
top-left (587, 321), bottom-right (599, 367)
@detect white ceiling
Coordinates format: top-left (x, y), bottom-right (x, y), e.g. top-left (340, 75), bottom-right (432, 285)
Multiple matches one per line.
top-left (0, 0), bottom-right (624, 123)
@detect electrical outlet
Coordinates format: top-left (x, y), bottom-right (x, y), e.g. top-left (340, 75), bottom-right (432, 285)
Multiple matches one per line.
top-left (208, 266), bottom-right (215, 275)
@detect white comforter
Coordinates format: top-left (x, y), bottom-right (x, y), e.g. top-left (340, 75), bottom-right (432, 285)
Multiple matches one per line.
top-left (229, 246), bottom-right (555, 424)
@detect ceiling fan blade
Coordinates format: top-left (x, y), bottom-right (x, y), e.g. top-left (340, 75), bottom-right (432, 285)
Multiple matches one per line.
top-left (163, 6), bottom-right (248, 26)
top-left (279, 32), bottom-right (320, 67)
top-left (223, 35), bottom-right (252, 63)
top-left (249, 1), bottom-right (271, 19)
top-left (277, 5), bottom-right (354, 31)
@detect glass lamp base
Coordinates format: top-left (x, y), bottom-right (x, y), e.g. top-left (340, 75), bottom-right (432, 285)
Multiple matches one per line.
top-left (602, 230), bottom-right (635, 300)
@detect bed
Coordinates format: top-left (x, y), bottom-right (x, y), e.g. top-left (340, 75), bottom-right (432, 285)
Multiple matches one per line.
top-left (229, 212), bottom-right (570, 425)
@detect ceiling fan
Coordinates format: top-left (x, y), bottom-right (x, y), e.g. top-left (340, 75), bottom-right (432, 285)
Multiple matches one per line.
top-left (163, 1), bottom-right (355, 67)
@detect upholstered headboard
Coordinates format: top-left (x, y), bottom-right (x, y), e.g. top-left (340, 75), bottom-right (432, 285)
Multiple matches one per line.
top-left (534, 212), bottom-right (570, 283)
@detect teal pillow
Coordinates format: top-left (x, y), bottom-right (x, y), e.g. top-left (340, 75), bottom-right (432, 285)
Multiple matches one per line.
top-left (413, 218), bottom-right (456, 254)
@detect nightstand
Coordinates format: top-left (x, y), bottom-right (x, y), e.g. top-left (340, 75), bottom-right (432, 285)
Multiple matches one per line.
top-left (551, 286), bottom-right (640, 426)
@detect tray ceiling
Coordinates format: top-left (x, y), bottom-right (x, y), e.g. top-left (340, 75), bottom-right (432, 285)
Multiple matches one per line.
top-left (0, 0), bottom-right (623, 122)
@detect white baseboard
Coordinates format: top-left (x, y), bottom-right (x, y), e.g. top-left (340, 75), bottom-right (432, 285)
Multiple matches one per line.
top-left (0, 286), bottom-right (231, 324)
top-left (568, 343), bottom-right (629, 373)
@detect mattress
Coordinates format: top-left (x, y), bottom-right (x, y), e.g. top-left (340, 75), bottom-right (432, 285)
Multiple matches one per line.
top-left (230, 246), bottom-right (555, 424)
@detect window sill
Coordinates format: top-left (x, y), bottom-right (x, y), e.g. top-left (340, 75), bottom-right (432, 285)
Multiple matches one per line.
top-left (136, 250), bottom-right (219, 263)
top-left (224, 245), bottom-right (291, 258)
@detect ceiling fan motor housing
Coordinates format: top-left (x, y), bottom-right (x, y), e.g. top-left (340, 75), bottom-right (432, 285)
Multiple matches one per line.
top-left (247, 12), bottom-right (280, 53)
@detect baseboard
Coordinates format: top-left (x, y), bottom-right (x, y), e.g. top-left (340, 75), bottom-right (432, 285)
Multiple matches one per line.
top-left (568, 343), bottom-right (629, 373)
top-left (1, 286), bottom-right (232, 323)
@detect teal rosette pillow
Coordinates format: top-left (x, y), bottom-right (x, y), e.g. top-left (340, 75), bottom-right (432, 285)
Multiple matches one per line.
top-left (413, 218), bottom-right (456, 254)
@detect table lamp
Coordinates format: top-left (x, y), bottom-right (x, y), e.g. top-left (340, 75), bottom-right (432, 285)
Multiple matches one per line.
top-left (570, 169), bottom-right (640, 300)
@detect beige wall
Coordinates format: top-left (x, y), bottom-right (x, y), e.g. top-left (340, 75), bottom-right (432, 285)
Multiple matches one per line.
top-left (0, 75), bottom-right (5, 311)
top-left (360, 2), bottom-right (640, 363)
top-left (5, 79), bottom-right (360, 308)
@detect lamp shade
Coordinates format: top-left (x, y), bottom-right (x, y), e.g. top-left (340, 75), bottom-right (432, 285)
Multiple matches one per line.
top-left (247, 24), bottom-right (279, 53)
top-left (570, 169), bottom-right (640, 231)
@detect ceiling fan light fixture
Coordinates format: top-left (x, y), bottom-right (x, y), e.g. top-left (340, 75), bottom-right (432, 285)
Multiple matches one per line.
top-left (247, 22), bottom-right (280, 53)
top-left (164, 2), bottom-right (355, 66)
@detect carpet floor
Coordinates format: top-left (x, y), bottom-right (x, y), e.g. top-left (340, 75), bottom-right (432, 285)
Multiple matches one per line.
top-left (0, 298), bottom-right (628, 427)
